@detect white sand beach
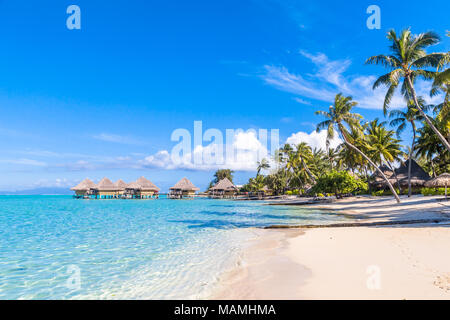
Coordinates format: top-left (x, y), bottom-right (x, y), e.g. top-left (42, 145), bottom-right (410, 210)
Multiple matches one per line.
top-left (212, 195), bottom-right (450, 299)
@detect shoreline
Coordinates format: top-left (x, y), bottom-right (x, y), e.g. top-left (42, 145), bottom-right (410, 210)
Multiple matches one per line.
top-left (210, 195), bottom-right (450, 299)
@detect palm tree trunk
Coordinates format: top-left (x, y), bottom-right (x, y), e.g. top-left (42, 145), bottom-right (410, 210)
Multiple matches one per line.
top-left (408, 121), bottom-right (416, 197)
top-left (406, 75), bottom-right (450, 153)
top-left (301, 158), bottom-right (316, 183)
top-left (387, 162), bottom-right (402, 194)
top-left (339, 126), bottom-right (401, 203)
top-left (365, 167), bottom-right (372, 195)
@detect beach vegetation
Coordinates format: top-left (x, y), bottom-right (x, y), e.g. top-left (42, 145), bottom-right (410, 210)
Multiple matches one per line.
top-left (232, 29), bottom-right (449, 202)
top-left (311, 170), bottom-right (368, 199)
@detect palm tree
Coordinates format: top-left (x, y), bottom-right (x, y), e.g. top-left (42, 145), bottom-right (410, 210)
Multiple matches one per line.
top-left (415, 118), bottom-right (448, 177)
top-left (326, 147), bottom-right (338, 170)
top-left (389, 98), bottom-right (428, 196)
top-left (315, 93), bottom-right (401, 202)
top-left (294, 142), bottom-right (316, 183)
top-left (256, 158), bottom-right (270, 176)
top-left (366, 29), bottom-right (450, 153)
top-left (366, 119), bottom-right (404, 193)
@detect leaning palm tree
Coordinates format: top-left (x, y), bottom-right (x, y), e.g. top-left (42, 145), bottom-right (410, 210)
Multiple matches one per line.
top-left (294, 142), bottom-right (316, 183)
top-left (256, 158), bottom-right (270, 176)
top-left (366, 29), bottom-right (450, 153)
top-left (389, 98), bottom-right (428, 196)
top-left (366, 120), bottom-right (404, 193)
top-left (316, 93), bottom-right (401, 202)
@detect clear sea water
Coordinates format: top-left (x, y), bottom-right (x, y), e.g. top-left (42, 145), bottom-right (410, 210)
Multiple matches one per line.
top-left (0, 195), bottom-right (351, 299)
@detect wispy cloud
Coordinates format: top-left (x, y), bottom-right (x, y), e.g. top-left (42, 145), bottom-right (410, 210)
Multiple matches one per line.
top-left (0, 158), bottom-right (47, 166)
top-left (92, 133), bottom-right (143, 145)
top-left (262, 51), bottom-right (442, 110)
top-left (293, 97), bottom-right (311, 105)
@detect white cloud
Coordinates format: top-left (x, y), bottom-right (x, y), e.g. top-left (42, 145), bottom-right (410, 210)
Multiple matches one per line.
top-left (286, 129), bottom-right (342, 150)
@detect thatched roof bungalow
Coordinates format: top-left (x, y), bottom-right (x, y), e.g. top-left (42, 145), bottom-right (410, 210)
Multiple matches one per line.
top-left (371, 160), bottom-right (430, 190)
top-left (70, 178), bottom-right (96, 196)
top-left (209, 178), bottom-right (238, 198)
top-left (114, 179), bottom-right (128, 192)
top-left (392, 159), bottom-right (431, 187)
top-left (93, 177), bottom-right (118, 198)
top-left (169, 177), bottom-right (199, 198)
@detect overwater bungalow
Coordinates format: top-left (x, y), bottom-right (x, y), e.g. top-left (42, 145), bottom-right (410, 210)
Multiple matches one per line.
top-left (209, 178), bottom-right (238, 198)
top-left (114, 179), bottom-right (128, 197)
top-left (71, 176), bottom-right (160, 199)
top-left (169, 178), bottom-right (199, 199)
top-left (93, 177), bottom-right (119, 199)
top-left (125, 176), bottom-right (160, 199)
top-left (70, 178), bottom-right (96, 198)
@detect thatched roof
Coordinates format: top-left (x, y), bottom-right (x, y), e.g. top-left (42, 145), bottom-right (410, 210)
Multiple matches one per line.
top-left (371, 164), bottom-right (393, 179)
top-left (425, 173), bottom-right (450, 187)
top-left (114, 179), bottom-right (128, 191)
top-left (393, 159), bottom-right (430, 187)
top-left (136, 176), bottom-right (160, 192)
top-left (71, 178), bottom-right (96, 191)
top-left (170, 177), bottom-right (200, 191)
top-left (374, 159), bottom-right (431, 187)
top-left (94, 177), bottom-right (117, 191)
top-left (126, 181), bottom-right (141, 189)
top-left (210, 178), bottom-right (237, 191)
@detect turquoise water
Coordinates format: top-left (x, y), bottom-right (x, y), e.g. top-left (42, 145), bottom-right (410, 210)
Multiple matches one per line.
top-left (0, 196), bottom-right (350, 299)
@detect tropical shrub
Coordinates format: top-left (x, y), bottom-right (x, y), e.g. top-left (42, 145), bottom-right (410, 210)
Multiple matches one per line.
top-left (311, 170), bottom-right (368, 198)
top-left (421, 187), bottom-right (447, 196)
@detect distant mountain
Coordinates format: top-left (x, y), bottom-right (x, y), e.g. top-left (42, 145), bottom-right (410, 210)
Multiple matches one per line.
top-left (0, 187), bottom-right (72, 195)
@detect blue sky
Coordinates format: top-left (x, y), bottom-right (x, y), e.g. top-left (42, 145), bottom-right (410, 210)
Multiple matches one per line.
top-left (0, 0), bottom-right (448, 192)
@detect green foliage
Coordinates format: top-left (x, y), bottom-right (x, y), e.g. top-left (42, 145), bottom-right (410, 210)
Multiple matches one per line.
top-left (311, 170), bottom-right (367, 197)
top-left (213, 169), bottom-right (234, 184)
top-left (371, 190), bottom-right (384, 196)
top-left (421, 187), bottom-right (447, 196)
top-left (371, 189), bottom-right (401, 196)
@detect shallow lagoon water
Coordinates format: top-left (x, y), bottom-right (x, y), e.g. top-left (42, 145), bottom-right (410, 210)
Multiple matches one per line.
top-left (0, 196), bottom-right (351, 299)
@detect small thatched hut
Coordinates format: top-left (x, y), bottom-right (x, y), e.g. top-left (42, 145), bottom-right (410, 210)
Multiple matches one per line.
top-left (70, 178), bottom-right (96, 197)
top-left (425, 173), bottom-right (450, 199)
top-left (209, 178), bottom-right (238, 198)
top-left (169, 178), bottom-right (199, 199)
